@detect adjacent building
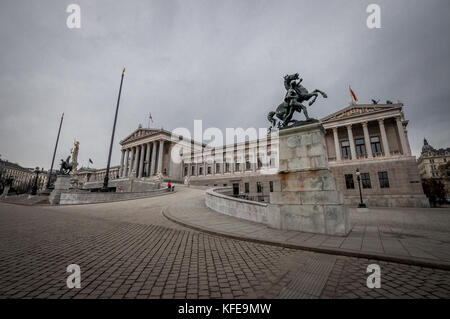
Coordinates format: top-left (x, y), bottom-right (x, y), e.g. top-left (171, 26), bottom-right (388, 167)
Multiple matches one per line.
top-left (0, 158), bottom-right (48, 193)
top-left (417, 138), bottom-right (450, 198)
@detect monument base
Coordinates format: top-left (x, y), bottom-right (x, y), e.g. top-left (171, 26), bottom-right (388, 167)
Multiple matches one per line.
top-left (270, 122), bottom-right (350, 236)
top-left (49, 175), bottom-right (71, 205)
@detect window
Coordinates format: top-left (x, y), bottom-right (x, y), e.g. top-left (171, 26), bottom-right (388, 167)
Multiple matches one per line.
top-left (345, 174), bottom-right (355, 189)
top-left (341, 141), bottom-right (351, 159)
top-left (355, 138), bottom-right (366, 157)
top-left (378, 171), bottom-right (390, 188)
top-left (370, 136), bottom-right (382, 154)
top-left (235, 163), bottom-right (240, 171)
top-left (207, 166), bottom-right (212, 174)
top-left (223, 184), bottom-right (227, 187)
top-left (244, 182), bottom-right (249, 193)
top-left (191, 165), bottom-right (195, 176)
top-left (225, 163), bottom-right (230, 173)
top-left (257, 158), bottom-right (263, 169)
top-left (246, 160), bottom-right (251, 170)
top-left (269, 181), bottom-right (274, 192)
top-left (199, 167), bottom-right (203, 175)
top-left (216, 163), bottom-right (220, 173)
top-left (257, 182), bottom-right (263, 193)
top-left (361, 173), bottom-right (371, 189)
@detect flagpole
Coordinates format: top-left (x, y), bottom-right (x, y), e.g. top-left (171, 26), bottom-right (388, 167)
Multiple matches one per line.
top-left (45, 112), bottom-right (64, 190)
top-left (102, 67), bottom-right (125, 192)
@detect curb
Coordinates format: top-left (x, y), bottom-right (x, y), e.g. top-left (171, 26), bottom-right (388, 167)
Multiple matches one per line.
top-left (163, 207), bottom-right (450, 271)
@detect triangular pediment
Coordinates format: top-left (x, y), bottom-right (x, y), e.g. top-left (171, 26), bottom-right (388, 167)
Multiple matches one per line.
top-left (321, 104), bottom-right (401, 123)
top-left (120, 127), bottom-right (166, 145)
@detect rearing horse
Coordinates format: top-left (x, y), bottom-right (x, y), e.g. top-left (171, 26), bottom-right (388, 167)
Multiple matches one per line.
top-left (268, 73), bottom-right (327, 129)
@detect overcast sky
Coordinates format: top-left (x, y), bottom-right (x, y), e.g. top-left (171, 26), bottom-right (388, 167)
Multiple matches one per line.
top-left (0, 0), bottom-right (449, 169)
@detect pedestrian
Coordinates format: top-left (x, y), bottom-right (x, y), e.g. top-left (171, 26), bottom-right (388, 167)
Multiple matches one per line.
top-left (167, 181), bottom-right (171, 191)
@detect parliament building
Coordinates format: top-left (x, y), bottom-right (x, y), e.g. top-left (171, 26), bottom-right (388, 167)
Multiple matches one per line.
top-left (78, 103), bottom-right (429, 207)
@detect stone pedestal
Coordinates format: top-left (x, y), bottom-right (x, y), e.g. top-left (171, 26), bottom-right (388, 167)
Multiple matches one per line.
top-left (49, 175), bottom-right (71, 205)
top-left (269, 123), bottom-right (350, 235)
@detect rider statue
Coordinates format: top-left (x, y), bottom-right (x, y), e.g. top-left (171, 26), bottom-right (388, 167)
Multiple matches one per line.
top-left (267, 73), bottom-right (327, 132)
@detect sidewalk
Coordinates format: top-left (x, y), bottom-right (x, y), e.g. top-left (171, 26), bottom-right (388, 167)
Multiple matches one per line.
top-left (163, 196), bottom-right (450, 270)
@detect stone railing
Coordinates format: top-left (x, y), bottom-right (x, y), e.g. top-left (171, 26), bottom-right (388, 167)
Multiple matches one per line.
top-left (205, 187), bottom-right (277, 226)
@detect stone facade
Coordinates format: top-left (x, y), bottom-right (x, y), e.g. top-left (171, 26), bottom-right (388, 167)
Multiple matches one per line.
top-left (417, 138), bottom-right (450, 198)
top-left (182, 103), bottom-right (429, 208)
top-left (0, 158), bottom-right (48, 193)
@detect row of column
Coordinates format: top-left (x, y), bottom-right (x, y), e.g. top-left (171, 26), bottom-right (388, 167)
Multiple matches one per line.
top-left (184, 150), bottom-right (275, 178)
top-left (119, 140), bottom-right (166, 178)
top-left (331, 116), bottom-right (410, 161)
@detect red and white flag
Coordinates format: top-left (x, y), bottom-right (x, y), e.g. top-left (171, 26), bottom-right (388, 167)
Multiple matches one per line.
top-left (349, 86), bottom-right (358, 102)
top-left (149, 113), bottom-right (153, 122)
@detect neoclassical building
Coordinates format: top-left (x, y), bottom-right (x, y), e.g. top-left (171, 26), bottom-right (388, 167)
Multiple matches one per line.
top-left (78, 103), bottom-right (429, 207)
top-left (180, 103), bottom-right (428, 207)
top-left (0, 158), bottom-right (48, 193)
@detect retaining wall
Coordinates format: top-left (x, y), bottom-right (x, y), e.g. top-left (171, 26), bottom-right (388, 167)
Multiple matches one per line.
top-left (59, 188), bottom-right (171, 205)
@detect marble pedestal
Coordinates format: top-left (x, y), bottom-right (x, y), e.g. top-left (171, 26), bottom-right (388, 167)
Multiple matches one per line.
top-left (269, 123), bottom-right (350, 236)
top-left (49, 175), bottom-right (71, 205)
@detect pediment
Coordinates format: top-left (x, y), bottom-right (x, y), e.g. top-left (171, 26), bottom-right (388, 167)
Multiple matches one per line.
top-left (321, 104), bottom-right (400, 123)
top-left (120, 128), bottom-right (164, 145)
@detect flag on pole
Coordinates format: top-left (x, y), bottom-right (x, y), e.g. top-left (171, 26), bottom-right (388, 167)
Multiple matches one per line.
top-left (89, 158), bottom-right (93, 164)
top-left (149, 113), bottom-right (153, 123)
top-left (349, 86), bottom-right (358, 102)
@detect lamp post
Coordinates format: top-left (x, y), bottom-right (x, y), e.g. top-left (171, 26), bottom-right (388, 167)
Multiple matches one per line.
top-left (355, 168), bottom-right (367, 208)
top-left (102, 67), bottom-right (126, 192)
top-left (46, 113), bottom-right (64, 191)
top-left (31, 167), bottom-right (42, 195)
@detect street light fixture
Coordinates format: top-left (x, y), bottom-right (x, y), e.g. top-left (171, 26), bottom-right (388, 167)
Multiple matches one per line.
top-left (355, 168), bottom-right (367, 208)
top-left (31, 167), bottom-right (43, 196)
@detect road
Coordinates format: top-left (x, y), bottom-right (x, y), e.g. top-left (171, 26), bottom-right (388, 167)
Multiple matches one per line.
top-left (0, 187), bottom-right (448, 299)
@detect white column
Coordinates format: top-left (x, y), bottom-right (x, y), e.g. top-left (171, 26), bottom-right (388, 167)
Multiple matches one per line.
top-left (150, 142), bottom-right (157, 175)
top-left (396, 116), bottom-right (410, 156)
top-left (362, 122), bottom-right (373, 158)
top-left (378, 118), bottom-right (390, 156)
top-left (145, 142), bottom-right (151, 176)
top-left (168, 143), bottom-right (173, 177)
top-left (332, 127), bottom-right (341, 161)
top-left (347, 125), bottom-right (357, 160)
top-left (132, 147), bottom-right (139, 177)
top-left (157, 140), bottom-right (164, 174)
top-left (128, 148), bottom-right (135, 176)
top-left (124, 149), bottom-right (130, 177)
top-left (119, 149), bottom-right (125, 177)
top-left (138, 145), bottom-right (145, 178)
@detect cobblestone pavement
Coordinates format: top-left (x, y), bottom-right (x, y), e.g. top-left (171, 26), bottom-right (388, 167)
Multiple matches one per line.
top-left (0, 188), bottom-right (449, 299)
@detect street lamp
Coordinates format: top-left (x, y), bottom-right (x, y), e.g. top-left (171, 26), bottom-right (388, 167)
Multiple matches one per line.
top-left (31, 167), bottom-right (42, 196)
top-left (102, 67), bottom-right (126, 192)
top-left (355, 168), bottom-right (367, 208)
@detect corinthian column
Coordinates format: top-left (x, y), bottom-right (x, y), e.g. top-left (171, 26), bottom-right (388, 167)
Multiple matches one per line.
top-left (346, 125), bottom-right (357, 160)
top-left (138, 145), bottom-right (145, 178)
top-left (378, 118), bottom-right (390, 156)
top-left (332, 127), bottom-right (341, 161)
top-left (362, 122), bottom-right (373, 158)
top-left (157, 140), bottom-right (164, 174)
top-left (145, 142), bottom-right (151, 176)
top-left (150, 142), bottom-right (157, 175)
top-left (396, 116), bottom-right (410, 156)
top-left (119, 149), bottom-right (125, 177)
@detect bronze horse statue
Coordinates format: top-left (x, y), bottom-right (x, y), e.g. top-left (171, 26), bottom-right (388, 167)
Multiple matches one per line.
top-left (59, 156), bottom-right (73, 175)
top-left (268, 73), bottom-right (327, 130)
